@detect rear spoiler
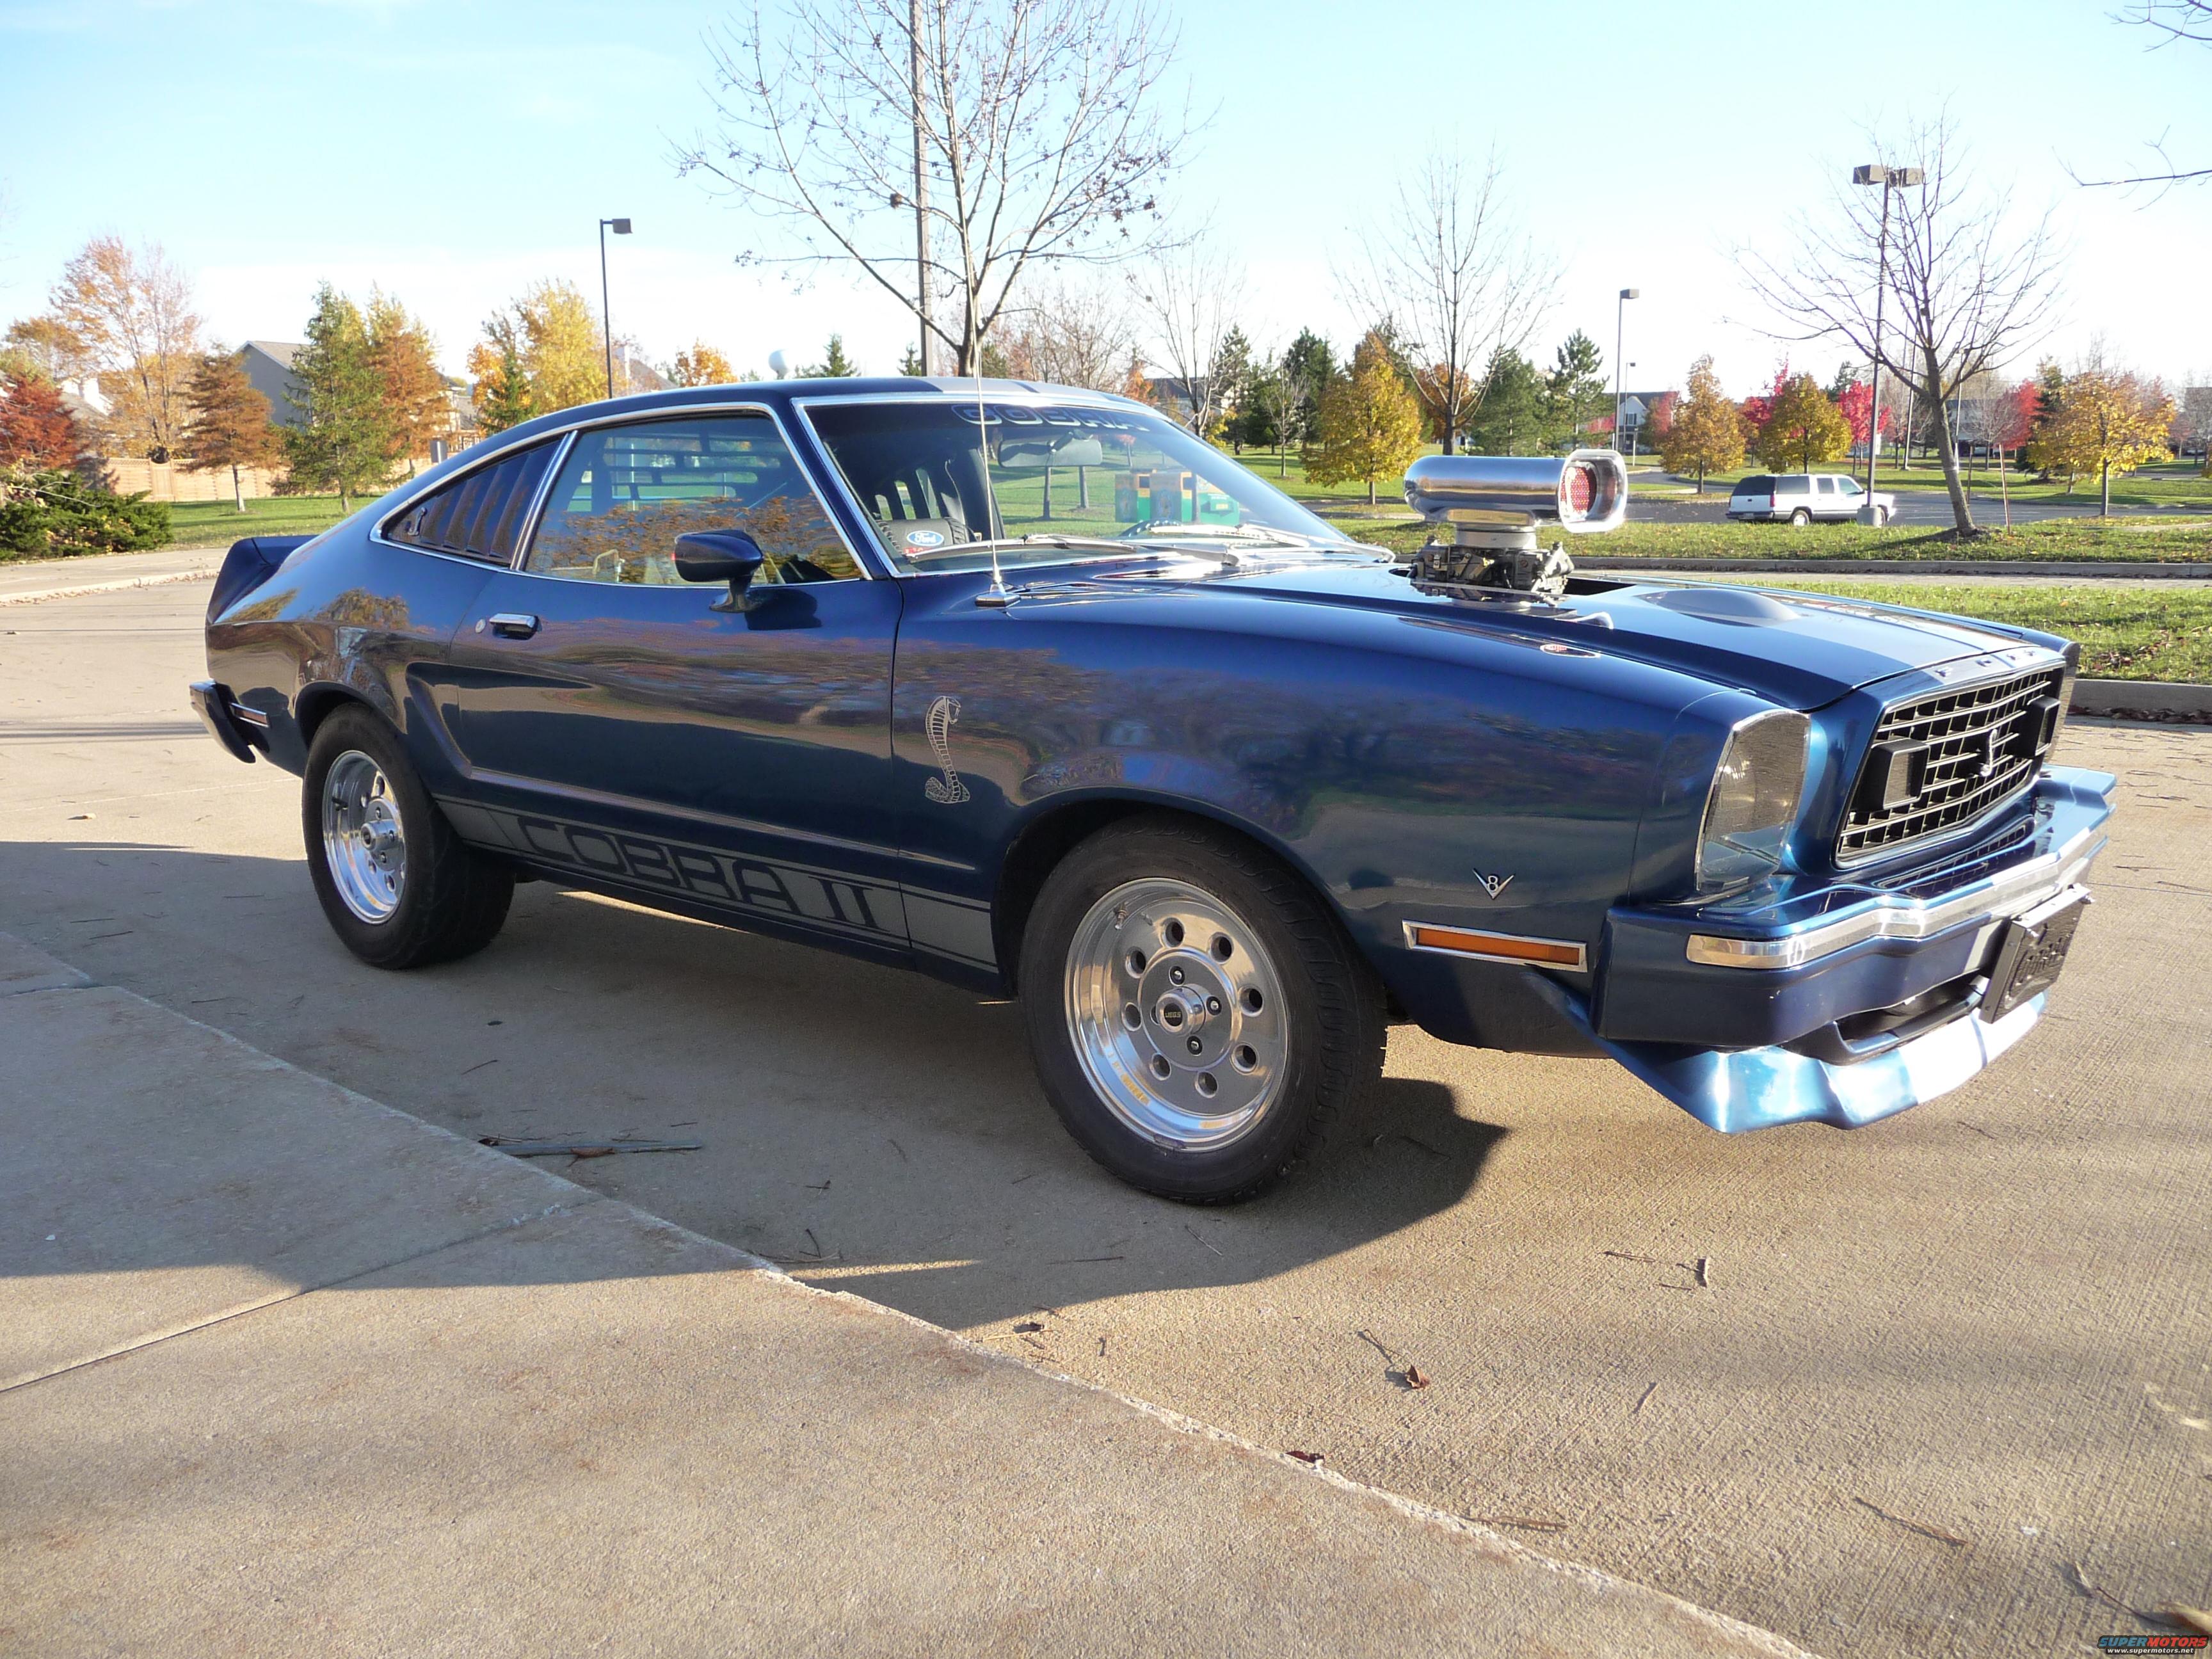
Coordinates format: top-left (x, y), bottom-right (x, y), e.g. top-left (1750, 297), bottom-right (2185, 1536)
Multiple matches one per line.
top-left (208, 535), bottom-right (314, 621)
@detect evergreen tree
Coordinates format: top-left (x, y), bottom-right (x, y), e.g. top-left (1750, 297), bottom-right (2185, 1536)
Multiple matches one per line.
top-left (1544, 330), bottom-right (1608, 450)
top-left (180, 348), bottom-right (281, 511)
top-left (1306, 328), bottom-right (1424, 506)
top-left (897, 344), bottom-right (926, 378)
top-left (1281, 329), bottom-right (1336, 426)
top-left (1462, 348), bottom-right (1544, 454)
top-left (1208, 326), bottom-right (1256, 449)
top-left (282, 284), bottom-right (393, 510)
top-left (805, 334), bottom-right (859, 377)
top-left (1655, 357), bottom-right (1747, 493)
top-left (471, 317), bottom-right (535, 436)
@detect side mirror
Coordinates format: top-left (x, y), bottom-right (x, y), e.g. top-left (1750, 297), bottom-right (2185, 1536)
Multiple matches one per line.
top-left (675, 530), bottom-right (767, 612)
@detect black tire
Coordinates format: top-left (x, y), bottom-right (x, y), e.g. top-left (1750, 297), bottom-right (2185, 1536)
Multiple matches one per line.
top-left (1790, 508), bottom-right (1812, 527)
top-left (1018, 815), bottom-right (1384, 1204)
top-left (302, 705), bottom-right (513, 970)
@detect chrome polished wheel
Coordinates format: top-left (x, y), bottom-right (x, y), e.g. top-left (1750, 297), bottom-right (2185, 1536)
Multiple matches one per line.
top-left (321, 749), bottom-right (406, 924)
top-left (1064, 876), bottom-right (1290, 1151)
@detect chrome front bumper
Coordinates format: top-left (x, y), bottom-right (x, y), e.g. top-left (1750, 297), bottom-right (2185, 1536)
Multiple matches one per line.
top-left (1566, 765), bottom-right (2116, 1133)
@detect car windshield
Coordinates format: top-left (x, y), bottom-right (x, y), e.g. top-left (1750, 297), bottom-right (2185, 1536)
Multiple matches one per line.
top-left (802, 397), bottom-right (1350, 575)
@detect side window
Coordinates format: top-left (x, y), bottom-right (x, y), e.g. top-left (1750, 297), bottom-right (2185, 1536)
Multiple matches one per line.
top-left (1816, 476), bottom-right (1837, 495)
top-left (385, 440), bottom-right (559, 565)
top-left (524, 413), bottom-right (860, 586)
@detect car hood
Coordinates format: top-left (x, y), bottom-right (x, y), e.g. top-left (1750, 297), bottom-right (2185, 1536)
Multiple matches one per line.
top-left (1076, 552), bottom-right (2048, 711)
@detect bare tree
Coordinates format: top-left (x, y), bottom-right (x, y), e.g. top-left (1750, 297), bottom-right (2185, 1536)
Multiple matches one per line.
top-left (1130, 235), bottom-right (1244, 433)
top-left (1341, 150), bottom-right (1553, 454)
top-left (2072, 1), bottom-right (2211, 189)
top-left (679, 0), bottom-right (1195, 374)
top-left (1742, 116), bottom-right (2062, 536)
top-left (998, 276), bottom-right (1137, 390)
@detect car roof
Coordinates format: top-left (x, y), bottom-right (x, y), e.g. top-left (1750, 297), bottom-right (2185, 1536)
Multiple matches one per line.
top-left (473, 376), bottom-right (1147, 455)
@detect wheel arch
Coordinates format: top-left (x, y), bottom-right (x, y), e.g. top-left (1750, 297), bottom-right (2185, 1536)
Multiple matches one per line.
top-left (991, 792), bottom-right (1358, 998)
top-left (294, 681), bottom-right (383, 749)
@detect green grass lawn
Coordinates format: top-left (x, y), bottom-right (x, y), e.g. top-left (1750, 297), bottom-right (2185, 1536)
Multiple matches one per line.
top-left (168, 495), bottom-right (355, 548)
top-left (1345, 515), bottom-right (2212, 563)
top-left (1690, 579), bottom-right (2212, 684)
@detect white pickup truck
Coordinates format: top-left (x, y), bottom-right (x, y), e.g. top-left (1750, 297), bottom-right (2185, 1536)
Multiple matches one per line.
top-left (1729, 472), bottom-right (1896, 526)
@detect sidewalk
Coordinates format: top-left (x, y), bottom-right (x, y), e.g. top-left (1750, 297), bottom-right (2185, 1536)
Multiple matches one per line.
top-left (0, 547), bottom-right (225, 607)
top-left (0, 933), bottom-right (1813, 1658)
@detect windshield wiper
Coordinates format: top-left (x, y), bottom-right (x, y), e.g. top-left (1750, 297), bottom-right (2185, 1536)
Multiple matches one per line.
top-left (900, 534), bottom-right (1225, 564)
top-left (1114, 523), bottom-right (1319, 549)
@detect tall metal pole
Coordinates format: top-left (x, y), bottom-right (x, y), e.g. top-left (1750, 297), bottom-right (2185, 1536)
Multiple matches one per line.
top-left (911, 0), bottom-right (934, 377)
top-left (1612, 288), bottom-right (1638, 450)
top-left (600, 219), bottom-right (614, 399)
top-left (1866, 180), bottom-right (1890, 498)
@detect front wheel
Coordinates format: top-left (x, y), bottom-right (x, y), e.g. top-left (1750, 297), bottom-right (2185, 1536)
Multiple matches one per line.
top-left (1018, 816), bottom-right (1384, 1203)
top-left (303, 706), bottom-right (514, 970)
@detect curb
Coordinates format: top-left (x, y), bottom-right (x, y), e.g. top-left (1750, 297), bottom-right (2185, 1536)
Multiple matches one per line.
top-left (1578, 557), bottom-right (2212, 579)
top-left (0, 563), bottom-right (220, 607)
top-left (2072, 678), bottom-right (2212, 722)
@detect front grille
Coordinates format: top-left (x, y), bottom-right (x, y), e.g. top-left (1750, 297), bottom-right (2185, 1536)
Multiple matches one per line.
top-left (1837, 666), bottom-right (2065, 862)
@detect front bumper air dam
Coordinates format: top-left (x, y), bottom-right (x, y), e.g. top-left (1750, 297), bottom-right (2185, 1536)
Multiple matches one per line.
top-left (1535, 972), bottom-right (2047, 1132)
top-left (1548, 765), bottom-right (2116, 1132)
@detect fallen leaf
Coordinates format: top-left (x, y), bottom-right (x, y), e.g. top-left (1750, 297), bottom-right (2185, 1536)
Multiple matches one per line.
top-left (1405, 1364), bottom-right (1431, 1391)
top-left (1286, 1450), bottom-right (1324, 1465)
top-left (2160, 1605), bottom-right (2212, 1637)
top-left (1471, 1513), bottom-right (1567, 1533)
top-left (1013, 1320), bottom-right (1044, 1334)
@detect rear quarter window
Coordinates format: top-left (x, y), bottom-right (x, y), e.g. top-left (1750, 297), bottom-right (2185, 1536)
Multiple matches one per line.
top-left (1736, 476), bottom-right (1775, 493)
top-left (385, 440), bottom-right (561, 565)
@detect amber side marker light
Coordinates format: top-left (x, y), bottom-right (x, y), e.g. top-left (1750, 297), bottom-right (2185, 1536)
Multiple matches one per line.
top-left (1404, 923), bottom-right (1588, 972)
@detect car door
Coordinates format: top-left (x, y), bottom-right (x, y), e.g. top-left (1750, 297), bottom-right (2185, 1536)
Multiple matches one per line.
top-left (1815, 474), bottom-right (1841, 518)
top-left (438, 410), bottom-right (910, 956)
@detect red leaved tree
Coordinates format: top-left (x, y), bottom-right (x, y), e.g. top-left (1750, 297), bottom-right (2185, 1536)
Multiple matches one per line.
top-left (1834, 380), bottom-right (1896, 451)
top-left (0, 373), bottom-right (85, 468)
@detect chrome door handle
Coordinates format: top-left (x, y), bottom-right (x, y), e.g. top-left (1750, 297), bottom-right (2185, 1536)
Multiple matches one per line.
top-left (486, 613), bottom-right (540, 639)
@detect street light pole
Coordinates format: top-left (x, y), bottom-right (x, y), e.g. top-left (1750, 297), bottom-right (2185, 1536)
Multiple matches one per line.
top-left (1851, 166), bottom-right (1919, 501)
top-left (598, 216), bottom-right (632, 399)
top-left (911, 0), bottom-right (934, 377)
top-left (1614, 288), bottom-right (1639, 451)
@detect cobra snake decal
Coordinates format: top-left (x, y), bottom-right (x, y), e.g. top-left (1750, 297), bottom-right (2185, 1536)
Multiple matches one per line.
top-left (923, 694), bottom-right (970, 804)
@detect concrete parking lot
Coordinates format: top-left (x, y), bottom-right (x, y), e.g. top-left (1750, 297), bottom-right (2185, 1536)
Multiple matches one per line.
top-left (3, 578), bottom-right (2208, 1658)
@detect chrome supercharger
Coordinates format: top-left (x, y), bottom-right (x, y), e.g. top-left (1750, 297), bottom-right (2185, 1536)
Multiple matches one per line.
top-left (1401, 450), bottom-right (1628, 599)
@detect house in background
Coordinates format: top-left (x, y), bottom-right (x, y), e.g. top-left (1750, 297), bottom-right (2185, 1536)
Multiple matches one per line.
top-left (242, 341), bottom-right (305, 426)
top-left (1587, 390), bottom-right (1677, 456)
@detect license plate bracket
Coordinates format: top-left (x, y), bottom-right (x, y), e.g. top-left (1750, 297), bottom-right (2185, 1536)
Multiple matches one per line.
top-left (1981, 887), bottom-right (2088, 1022)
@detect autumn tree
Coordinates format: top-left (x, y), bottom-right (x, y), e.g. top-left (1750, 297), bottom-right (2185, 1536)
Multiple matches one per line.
top-left (1755, 373), bottom-right (1852, 471)
top-left (1834, 378), bottom-right (1895, 458)
top-left (180, 348), bottom-right (282, 511)
top-left (282, 285), bottom-right (392, 510)
top-left (0, 372), bottom-right (85, 469)
top-left (3, 316), bottom-right (83, 384)
top-left (1743, 115), bottom-right (2060, 536)
top-left (682, 0), bottom-right (1194, 373)
top-left (1306, 329), bottom-right (1424, 505)
top-left (1656, 357), bottom-right (1747, 492)
top-left (365, 291), bottom-right (449, 474)
top-left (669, 341), bottom-right (739, 386)
top-left (2029, 364), bottom-right (2176, 514)
top-left (38, 236), bottom-right (202, 461)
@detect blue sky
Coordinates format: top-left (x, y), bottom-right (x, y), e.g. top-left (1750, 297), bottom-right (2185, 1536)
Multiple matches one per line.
top-left (2, 0), bottom-right (2206, 395)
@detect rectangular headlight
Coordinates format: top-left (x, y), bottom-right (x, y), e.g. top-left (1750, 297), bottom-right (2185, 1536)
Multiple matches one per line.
top-left (1697, 710), bottom-right (1810, 893)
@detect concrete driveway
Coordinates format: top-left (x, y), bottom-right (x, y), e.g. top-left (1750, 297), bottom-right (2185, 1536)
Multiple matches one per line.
top-left (3, 580), bottom-right (2208, 1659)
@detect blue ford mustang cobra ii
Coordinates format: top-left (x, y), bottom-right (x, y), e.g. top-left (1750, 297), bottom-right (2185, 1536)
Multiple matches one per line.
top-left (191, 378), bottom-right (2112, 1202)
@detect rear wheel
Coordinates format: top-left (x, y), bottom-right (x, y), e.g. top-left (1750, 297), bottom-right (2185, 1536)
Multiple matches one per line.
top-left (1019, 816), bottom-right (1384, 1203)
top-left (1790, 508), bottom-right (1812, 527)
top-left (303, 706), bottom-right (513, 970)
